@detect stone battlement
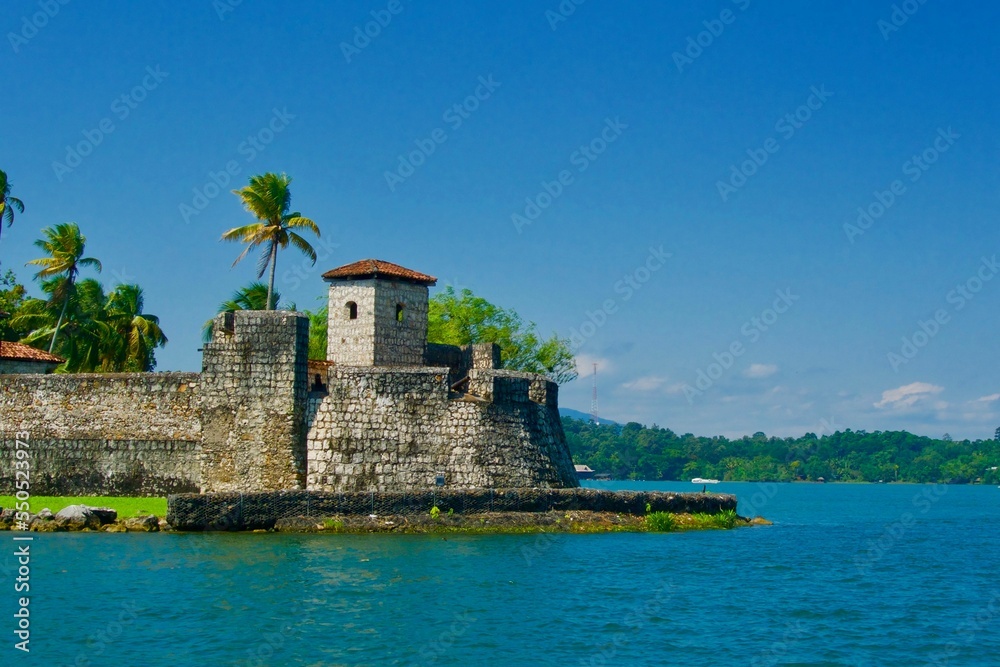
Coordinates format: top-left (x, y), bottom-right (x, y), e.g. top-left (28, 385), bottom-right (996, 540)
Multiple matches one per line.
top-left (0, 259), bottom-right (578, 495)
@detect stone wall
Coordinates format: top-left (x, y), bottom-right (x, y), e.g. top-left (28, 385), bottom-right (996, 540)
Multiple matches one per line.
top-left (0, 372), bottom-right (201, 495)
top-left (167, 488), bottom-right (739, 531)
top-left (199, 310), bottom-right (310, 493)
top-left (0, 360), bottom-right (58, 374)
top-left (326, 278), bottom-right (428, 366)
top-left (306, 366), bottom-right (578, 492)
top-left (0, 311), bottom-right (577, 497)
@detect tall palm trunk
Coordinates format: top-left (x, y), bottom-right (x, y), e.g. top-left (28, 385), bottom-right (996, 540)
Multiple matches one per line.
top-left (49, 285), bottom-right (72, 353)
top-left (266, 241), bottom-right (278, 310)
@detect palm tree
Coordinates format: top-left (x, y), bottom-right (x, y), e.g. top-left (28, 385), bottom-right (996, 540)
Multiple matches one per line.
top-left (221, 173), bottom-right (319, 310)
top-left (0, 169), bottom-right (25, 242)
top-left (25, 223), bottom-right (101, 352)
top-left (104, 284), bottom-right (167, 371)
top-left (201, 282), bottom-right (286, 341)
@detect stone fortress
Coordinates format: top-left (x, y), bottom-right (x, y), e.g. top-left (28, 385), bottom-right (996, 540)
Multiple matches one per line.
top-left (0, 259), bottom-right (579, 496)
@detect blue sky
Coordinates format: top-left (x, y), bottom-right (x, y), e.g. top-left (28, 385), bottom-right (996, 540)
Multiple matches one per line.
top-left (2, 0), bottom-right (998, 440)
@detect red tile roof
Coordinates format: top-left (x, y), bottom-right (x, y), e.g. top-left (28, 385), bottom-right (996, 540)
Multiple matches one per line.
top-left (0, 341), bottom-right (64, 364)
top-left (322, 259), bottom-right (437, 285)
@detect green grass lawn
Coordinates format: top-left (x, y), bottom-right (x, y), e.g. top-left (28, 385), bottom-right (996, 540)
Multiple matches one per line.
top-left (0, 496), bottom-right (167, 518)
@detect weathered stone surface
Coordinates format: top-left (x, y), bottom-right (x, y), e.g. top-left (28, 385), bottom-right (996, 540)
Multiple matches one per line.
top-left (31, 519), bottom-right (64, 532)
top-left (102, 523), bottom-right (127, 533)
top-left (168, 489), bottom-right (739, 531)
top-left (274, 516), bottom-right (324, 532)
top-left (85, 506), bottom-right (118, 525)
top-left (36, 508), bottom-right (53, 520)
top-left (55, 505), bottom-right (100, 530)
top-left (124, 515), bottom-right (160, 532)
top-left (1, 278), bottom-right (579, 498)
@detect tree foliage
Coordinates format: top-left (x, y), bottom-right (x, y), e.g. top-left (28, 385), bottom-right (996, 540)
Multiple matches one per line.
top-left (0, 169), bottom-right (25, 243)
top-left (222, 173), bottom-right (319, 311)
top-left (428, 286), bottom-right (577, 383)
top-left (565, 417), bottom-right (1000, 484)
top-left (25, 222), bottom-right (102, 352)
top-left (15, 278), bottom-right (166, 372)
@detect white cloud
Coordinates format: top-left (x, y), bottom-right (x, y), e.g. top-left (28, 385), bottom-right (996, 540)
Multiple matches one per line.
top-left (621, 376), bottom-right (667, 392)
top-left (974, 393), bottom-right (1000, 403)
top-left (574, 354), bottom-right (613, 377)
top-left (743, 363), bottom-right (778, 379)
top-left (874, 382), bottom-right (944, 410)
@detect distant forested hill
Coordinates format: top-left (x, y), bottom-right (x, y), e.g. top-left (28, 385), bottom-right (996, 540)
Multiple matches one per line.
top-left (563, 417), bottom-right (1000, 484)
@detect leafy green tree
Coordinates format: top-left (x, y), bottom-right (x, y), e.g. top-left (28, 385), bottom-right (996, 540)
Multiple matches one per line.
top-left (102, 284), bottom-right (167, 371)
top-left (202, 282), bottom-right (289, 341)
top-left (15, 279), bottom-right (165, 372)
top-left (304, 304), bottom-right (328, 360)
top-left (0, 169), bottom-right (25, 243)
top-left (222, 173), bottom-right (320, 311)
top-left (428, 286), bottom-right (577, 383)
top-left (0, 270), bottom-right (28, 341)
top-left (24, 223), bottom-right (101, 352)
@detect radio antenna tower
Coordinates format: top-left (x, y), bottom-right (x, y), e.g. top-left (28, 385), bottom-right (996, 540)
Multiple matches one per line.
top-left (590, 363), bottom-right (599, 424)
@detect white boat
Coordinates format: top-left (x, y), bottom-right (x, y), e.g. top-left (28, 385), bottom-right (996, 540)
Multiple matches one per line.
top-left (691, 478), bottom-right (720, 484)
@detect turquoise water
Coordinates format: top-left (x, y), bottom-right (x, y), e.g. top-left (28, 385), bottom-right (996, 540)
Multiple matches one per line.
top-left (4, 482), bottom-right (999, 666)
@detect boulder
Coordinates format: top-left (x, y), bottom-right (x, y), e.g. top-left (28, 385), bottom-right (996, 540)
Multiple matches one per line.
top-left (274, 516), bottom-right (324, 532)
top-left (124, 515), bottom-right (160, 532)
top-left (31, 520), bottom-right (64, 532)
top-left (55, 505), bottom-right (101, 531)
top-left (85, 506), bottom-right (118, 525)
top-left (36, 508), bottom-right (54, 520)
top-left (102, 523), bottom-right (127, 533)
top-left (0, 508), bottom-right (20, 530)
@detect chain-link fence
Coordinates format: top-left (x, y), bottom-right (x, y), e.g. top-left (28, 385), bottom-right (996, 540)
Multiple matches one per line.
top-left (166, 488), bottom-right (738, 531)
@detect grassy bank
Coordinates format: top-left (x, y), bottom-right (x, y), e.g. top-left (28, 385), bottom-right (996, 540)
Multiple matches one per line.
top-left (0, 496), bottom-right (166, 518)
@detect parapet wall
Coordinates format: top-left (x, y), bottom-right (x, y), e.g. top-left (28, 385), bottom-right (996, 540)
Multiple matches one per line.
top-left (306, 366), bottom-right (577, 491)
top-left (0, 372), bottom-right (202, 495)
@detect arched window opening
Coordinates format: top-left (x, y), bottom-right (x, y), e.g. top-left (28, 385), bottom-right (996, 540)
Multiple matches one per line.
top-left (396, 303), bottom-right (405, 322)
top-left (346, 301), bottom-right (358, 320)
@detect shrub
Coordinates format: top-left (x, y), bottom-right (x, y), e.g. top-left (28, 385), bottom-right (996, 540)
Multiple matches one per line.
top-left (645, 511), bottom-right (676, 532)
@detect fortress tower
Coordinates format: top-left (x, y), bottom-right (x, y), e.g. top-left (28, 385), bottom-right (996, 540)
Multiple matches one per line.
top-left (322, 259), bottom-right (437, 366)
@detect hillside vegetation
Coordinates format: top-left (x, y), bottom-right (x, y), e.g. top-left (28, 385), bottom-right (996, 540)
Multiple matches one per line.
top-left (564, 418), bottom-right (1000, 484)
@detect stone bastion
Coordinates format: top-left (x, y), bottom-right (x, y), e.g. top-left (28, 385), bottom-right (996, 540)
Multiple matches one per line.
top-left (0, 259), bottom-right (579, 496)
